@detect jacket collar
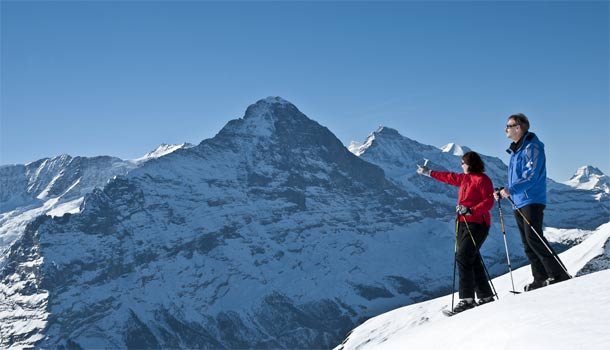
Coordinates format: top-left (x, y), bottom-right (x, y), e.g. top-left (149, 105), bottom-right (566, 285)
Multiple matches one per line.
top-left (506, 132), bottom-right (536, 154)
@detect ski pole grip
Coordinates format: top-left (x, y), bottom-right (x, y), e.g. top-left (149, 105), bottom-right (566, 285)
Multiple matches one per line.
top-left (494, 187), bottom-right (504, 199)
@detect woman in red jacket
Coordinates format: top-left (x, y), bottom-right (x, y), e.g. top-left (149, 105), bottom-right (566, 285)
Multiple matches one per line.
top-left (417, 151), bottom-right (495, 314)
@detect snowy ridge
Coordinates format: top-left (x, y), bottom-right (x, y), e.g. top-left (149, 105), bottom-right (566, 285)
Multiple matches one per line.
top-left (335, 222), bottom-right (610, 350)
top-left (132, 142), bottom-right (194, 164)
top-left (1, 154), bottom-right (135, 209)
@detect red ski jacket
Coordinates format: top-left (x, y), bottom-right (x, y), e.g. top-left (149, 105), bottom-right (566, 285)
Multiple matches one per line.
top-left (430, 171), bottom-right (495, 226)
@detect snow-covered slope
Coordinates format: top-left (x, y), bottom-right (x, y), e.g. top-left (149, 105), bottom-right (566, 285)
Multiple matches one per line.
top-left (336, 222), bottom-right (610, 350)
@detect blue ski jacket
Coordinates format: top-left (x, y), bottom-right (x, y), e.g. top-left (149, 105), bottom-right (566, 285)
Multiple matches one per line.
top-left (505, 132), bottom-right (547, 208)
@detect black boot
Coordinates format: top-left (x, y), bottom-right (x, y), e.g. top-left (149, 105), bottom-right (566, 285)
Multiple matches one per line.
top-left (451, 299), bottom-right (476, 314)
top-left (524, 280), bottom-right (545, 292)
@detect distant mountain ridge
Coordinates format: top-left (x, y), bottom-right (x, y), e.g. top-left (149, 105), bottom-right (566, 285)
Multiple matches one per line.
top-left (0, 143), bottom-right (193, 213)
top-left (349, 126), bottom-right (609, 230)
top-left (0, 155), bottom-right (133, 212)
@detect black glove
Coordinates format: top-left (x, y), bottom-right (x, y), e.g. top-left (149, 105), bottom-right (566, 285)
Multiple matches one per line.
top-left (456, 205), bottom-right (471, 216)
top-left (416, 164), bottom-right (431, 177)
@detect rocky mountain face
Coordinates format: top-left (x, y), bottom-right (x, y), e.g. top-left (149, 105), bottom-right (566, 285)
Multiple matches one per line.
top-left (0, 146), bottom-right (189, 348)
top-left (0, 154), bottom-right (137, 347)
top-left (577, 237), bottom-right (610, 277)
top-left (1, 98), bottom-right (438, 349)
top-left (1, 98), bottom-right (608, 349)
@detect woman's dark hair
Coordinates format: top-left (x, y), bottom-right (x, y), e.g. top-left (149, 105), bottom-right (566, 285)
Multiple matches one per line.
top-left (462, 151), bottom-right (485, 173)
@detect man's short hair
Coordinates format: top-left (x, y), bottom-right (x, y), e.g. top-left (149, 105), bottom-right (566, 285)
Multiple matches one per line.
top-left (509, 113), bottom-right (530, 133)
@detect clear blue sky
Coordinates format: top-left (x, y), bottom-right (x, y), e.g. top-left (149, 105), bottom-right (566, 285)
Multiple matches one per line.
top-left (1, 1), bottom-right (608, 181)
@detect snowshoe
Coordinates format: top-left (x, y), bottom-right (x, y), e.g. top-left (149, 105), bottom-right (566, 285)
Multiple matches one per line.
top-left (442, 299), bottom-right (475, 317)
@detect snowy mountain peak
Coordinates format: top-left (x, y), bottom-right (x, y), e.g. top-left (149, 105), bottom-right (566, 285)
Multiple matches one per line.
top-left (375, 126), bottom-right (401, 137)
top-left (570, 165), bottom-right (605, 180)
top-left (217, 96), bottom-right (302, 139)
top-left (262, 96), bottom-right (292, 105)
top-left (440, 143), bottom-right (471, 156)
top-left (215, 96), bottom-right (341, 148)
top-left (243, 96), bottom-right (296, 120)
top-left (564, 165), bottom-right (610, 193)
top-left (348, 131), bottom-right (376, 157)
top-left (348, 126), bottom-right (405, 156)
top-left (375, 125), bottom-right (394, 137)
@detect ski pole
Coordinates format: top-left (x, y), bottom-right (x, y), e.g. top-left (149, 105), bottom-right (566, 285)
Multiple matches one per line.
top-left (450, 218), bottom-right (458, 312)
top-left (505, 196), bottom-right (571, 278)
top-left (461, 215), bottom-right (499, 300)
top-left (496, 197), bottom-right (519, 294)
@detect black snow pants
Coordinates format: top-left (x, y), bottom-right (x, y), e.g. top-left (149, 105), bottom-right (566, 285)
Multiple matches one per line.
top-left (456, 221), bottom-right (493, 299)
top-left (514, 204), bottom-right (569, 282)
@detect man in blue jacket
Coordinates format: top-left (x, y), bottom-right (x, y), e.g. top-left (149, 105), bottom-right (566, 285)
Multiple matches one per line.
top-left (496, 113), bottom-right (571, 291)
